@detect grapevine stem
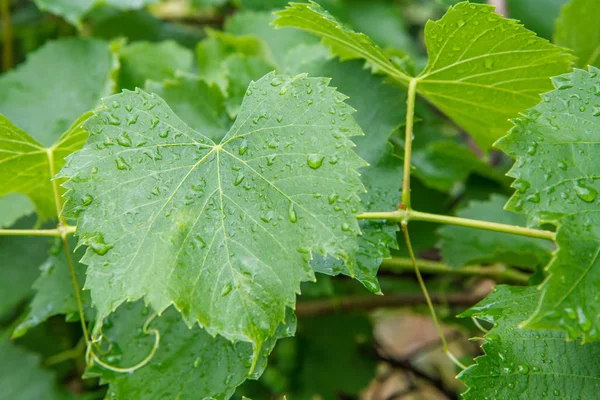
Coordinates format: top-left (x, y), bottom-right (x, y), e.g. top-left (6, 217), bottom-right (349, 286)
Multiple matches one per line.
top-left (380, 258), bottom-right (529, 285)
top-left (401, 220), bottom-right (467, 371)
top-left (1, 0), bottom-right (12, 72)
top-left (357, 209), bottom-right (556, 241)
top-left (401, 78), bottom-right (418, 208)
top-left (61, 234), bottom-right (91, 344)
top-left (0, 226), bottom-right (76, 236)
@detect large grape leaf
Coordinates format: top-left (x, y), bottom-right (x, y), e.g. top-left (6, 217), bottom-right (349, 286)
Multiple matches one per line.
top-left (0, 194), bottom-right (34, 229)
top-left (59, 73), bottom-right (366, 346)
top-left (86, 301), bottom-right (295, 399)
top-left (0, 113), bottom-right (91, 220)
top-left (554, 0), bottom-right (600, 68)
top-left (119, 41), bottom-right (193, 91)
top-left (496, 67), bottom-right (600, 341)
top-left (13, 237), bottom-right (93, 338)
top-left (459, 285), bottom-right (600, 399)
top-left (275, 2), bottom-right (573, 150)
top-left (0, 216), bottom-right (51, 321)
top-left (34, 0), bottom-right (158, 26)
top-left (0, 39), bottom-right (118, 147)
top-left (438, 195), bottom-right (553, 269)
top-left (0, 339), bottom-right (73, 400)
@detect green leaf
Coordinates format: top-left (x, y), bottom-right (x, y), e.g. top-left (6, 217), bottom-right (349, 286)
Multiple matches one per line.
top-left (0, 38), bottom-right (118, 147)
top-left (275, 2), bottom-right (573, 150)
top-left (459, 285), bottom-right (600, 399)
top-left (145, 75), bottom-right (231, 143)
top-left (438, 194), bottom-right (553, 269)
top-left (273, 2), bottom-right (412, 80)
top-left (0, 216), bottom-right (51, 321)
top-left (507, 0), bottom-right (568, 39)
top-left (13, 237), bottom-right (93, 338)
top-left (0, 194), bottom-right (34, 229)
top-left (0, 339), bottom-right (73, 400)
top-left (86, 301), bottom-right (295, 399)
top-left (34, 0), bottom-right (158, 26)
top-left (59, 73), bottom-right (366, 346)
top-left (296, 58), bottom-right (405, 293)
top-left (119, 41), bottom-right (193, 91)
top-left (417, 2), bottom-right (573, 150)
top-left (554, 0), bottom-right (600, 68)
top-left (0, 112), bottom-right (90, 220)
top-left (496, 67), bottom-right (600, 341)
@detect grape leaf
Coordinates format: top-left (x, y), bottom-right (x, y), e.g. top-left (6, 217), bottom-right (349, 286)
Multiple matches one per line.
top-left (0, 216), bottom-right (51, 321)
top-left (145, 76), bottom-right (231, 143)
top-left (59, 73), bottom-right (366, 346)
top-left (0, 194), bottom-right (34, 229)
top-left (119, 41), bottom-right (193, 91)
top-left (438, 195), bottom-right (553, 269)
top-left (496, 67), bottom-right (600, 341)
top-left (34, 0), bottom-right (158, 26)
top-left (0, 38), bottom-right (118, 147)
top-left (86, 301), bottom-right (295, 399)
top-left (459, 285), bottom-right (600, 399)
top-left (297, 58), bottom-right (405, 293)
top-left (0, 339), bottom-right (73, 400)
top-left (554, 0), bottom-right (600, 68)
top-left (0, 113), bottom-right (91, 220)
top-left (13, 237), bottom-right (93, 338)
top-left (273, 2), bottom-right (412, 80)
top-left (275, 2), bottom-right (573, 150)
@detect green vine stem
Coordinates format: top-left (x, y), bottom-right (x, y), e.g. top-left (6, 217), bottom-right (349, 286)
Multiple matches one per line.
top-left (380, 257), bottom-right (530, 285)
top-left (0, 225), bottom-right (76, 237)
top-left (357, 209), bottom-right (556, 241)
top-left (1, 0), bottom-right (12, 72)
top-left (401, 78), bottom-right (418, 208)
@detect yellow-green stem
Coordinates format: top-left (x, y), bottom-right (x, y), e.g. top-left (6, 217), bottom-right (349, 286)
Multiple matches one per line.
top-left (0, 227), bottom-right (75, 237)
top-left (357, 209), bottom-right (555, 241)
top-left (400, 221), bottom-right (466, 370)
top-left (401, 78), bottom-right (418, 208)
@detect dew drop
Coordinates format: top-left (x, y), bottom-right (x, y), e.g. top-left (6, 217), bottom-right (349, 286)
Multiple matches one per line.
top-left (88, 233), bottom-right (113, 256)
top-left (288, 203), bottom-right (297, 223)
top-left (116, 131), bottom-right (132, 147)
top-left (270, 77), bottom-right (283, 87)
top-left (159, 129), bottom-right (169, 139)
top-left (221, 283), bottom-right (232, 297)
top-left (81, 194), bottom-right (94, 206)
top-left (307, 154), bottom-right (325, 169)
top-left (266, 154), bottom-right (276, 166)
top-left (341, 223), bottom-right (351, 232)
top-left (234, 173), bottom-right (245, 186)
top-left (238, 139), bottom-right (248, 156)
top-left (115, 157), bottom-right (130, 171)
top-left (574, 180), bottom-right (597, 202)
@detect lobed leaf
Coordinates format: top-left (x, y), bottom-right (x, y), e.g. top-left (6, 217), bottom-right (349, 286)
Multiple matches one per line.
top-left (554, 0), bottom-right (600, 68)
top-left (59, 73), bottom-right (366, 346)
top-left (459, 285), bottom-right (600, 399)
top-left (496, 67), bottom-right (600, 341)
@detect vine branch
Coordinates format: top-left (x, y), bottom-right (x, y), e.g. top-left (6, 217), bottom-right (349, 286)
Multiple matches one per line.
top-left (401, 78), bottom-right (418, 208)
top-left (357, 209), bottom-right (556, 241)
top-left (380, 257), bottom-right (530, 285)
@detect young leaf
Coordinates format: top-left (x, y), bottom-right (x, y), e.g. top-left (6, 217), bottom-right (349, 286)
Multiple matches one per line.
top-left (59, 73), bottom-right (366, 346)
top-left (0, 39), bottom-right (118, 147)
top-left (86, 301), bottom-right (296, 399)
top-left (273, 2), bottom-right (412, 80)
top-left (459, 285), bottom-right (600, 399)
top-left (119, 41), bottom-right (193, 90)
top-left (13, 237), bottom-right (93, 338)
top-left (438, 195), bottom-right (553, 269)
top-left (275, 2), bottom-right (573, 150)
top-left (0, 339), bottom-right (72, 400)
top-left (34, 0), bottom-right (159, 26)
top-left (554, 0), bottom-right (600, 68)
top-left (496, 67), bottom-right (600, 341)
top-left (0, 113), bottom-right (91, 220)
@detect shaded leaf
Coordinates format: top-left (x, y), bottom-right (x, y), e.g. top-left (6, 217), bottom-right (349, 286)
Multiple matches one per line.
top-left (34, 0), bottom-right (158, 26)
top-left (438, 194), bottom-right (553, 269)
top-left (554, 0), bottom-right (600, 68)
top-left (0, 194), bottom-right (34, 229)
